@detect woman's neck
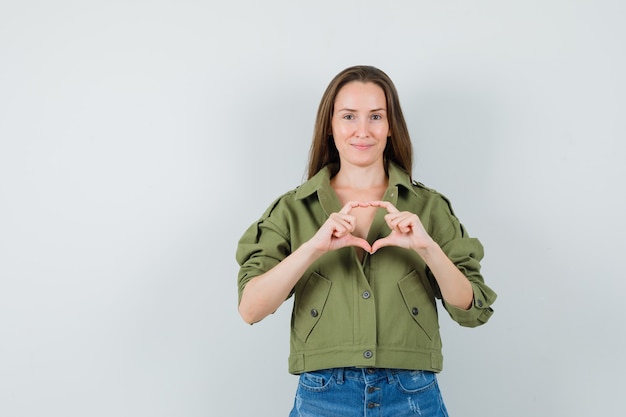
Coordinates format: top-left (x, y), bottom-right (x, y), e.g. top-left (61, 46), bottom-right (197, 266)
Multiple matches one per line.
top-left (331, 162), bottom-right (388, 191)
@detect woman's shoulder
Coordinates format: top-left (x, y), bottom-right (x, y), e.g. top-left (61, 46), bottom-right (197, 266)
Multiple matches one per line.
top-left (389, 164), bottom-right (452, 208)
top-left (410, 179), bottom-right (439, 194)
top-left (410, 179), bottom-right (448, 200)
top-left (407, 179), bottom-right (459, 217)
top-left (256, 187), bottom-right (301, 219)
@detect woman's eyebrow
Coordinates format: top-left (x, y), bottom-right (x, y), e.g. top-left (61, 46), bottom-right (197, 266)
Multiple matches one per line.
top-left (335, 107), bottom-right (387, 112)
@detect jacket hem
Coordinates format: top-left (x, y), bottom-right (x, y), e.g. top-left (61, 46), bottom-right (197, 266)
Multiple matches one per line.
top-left (288, 347), bottom-right (443, 375)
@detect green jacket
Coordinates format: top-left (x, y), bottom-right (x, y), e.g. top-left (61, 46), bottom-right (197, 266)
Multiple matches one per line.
top-left (237, 163), bottom-right (497, 375)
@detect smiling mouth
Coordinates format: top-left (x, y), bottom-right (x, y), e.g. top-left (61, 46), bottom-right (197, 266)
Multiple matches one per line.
top-left (352, 143), bottom-right (373, 150)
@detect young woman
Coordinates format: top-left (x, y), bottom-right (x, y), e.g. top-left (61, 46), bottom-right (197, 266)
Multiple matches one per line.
top-left (236, 65), bottom-right (497, 416)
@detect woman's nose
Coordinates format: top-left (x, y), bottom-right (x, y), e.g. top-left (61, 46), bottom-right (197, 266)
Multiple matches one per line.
top-left (355, 119), bottom-right (368, 137)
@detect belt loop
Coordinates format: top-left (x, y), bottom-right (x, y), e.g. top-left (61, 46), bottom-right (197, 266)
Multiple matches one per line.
top-left (336, 368), bottom-right (345, 384)
top-left (385, 368), bottom-right (394, 384)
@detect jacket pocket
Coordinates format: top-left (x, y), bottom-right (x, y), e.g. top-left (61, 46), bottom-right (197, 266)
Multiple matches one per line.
top-left (398, 271), bottom-right (439, 340)
top-left (293, 272), bottom-right (332, 343)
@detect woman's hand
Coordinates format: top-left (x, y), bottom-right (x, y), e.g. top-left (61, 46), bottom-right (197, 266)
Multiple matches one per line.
top-left (368, 201), bottom-right (434, 254)
top-left (239, 201), bottom-right (374, 324)
top-left (308, 201), bottom-right (373, 254)
top-left (368, 200), bottom-right (473, 309)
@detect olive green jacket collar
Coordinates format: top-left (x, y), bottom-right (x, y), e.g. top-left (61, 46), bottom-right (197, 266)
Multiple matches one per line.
top-left (295, 162), bottom-right (418, 213)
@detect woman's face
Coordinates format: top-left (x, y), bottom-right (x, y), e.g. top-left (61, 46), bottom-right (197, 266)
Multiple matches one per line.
top-left (331, 81), bottom-right (390, 170)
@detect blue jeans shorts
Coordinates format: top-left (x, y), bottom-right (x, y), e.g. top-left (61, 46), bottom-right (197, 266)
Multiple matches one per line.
top-left (289, 367), bottom-right (449, 416)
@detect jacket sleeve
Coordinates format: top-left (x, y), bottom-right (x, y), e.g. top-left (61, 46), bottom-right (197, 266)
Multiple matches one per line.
top-left (440, 234), bottom-right (497, 327)
top-left (430, 196), bottom-right (497, 328)
top-left (235, 197), bottom-right (292, 304)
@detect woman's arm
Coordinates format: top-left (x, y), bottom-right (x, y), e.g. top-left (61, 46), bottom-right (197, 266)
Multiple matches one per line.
top-left (413, 242), bottom-right (473, 309)
top-left (369, 200), bottom-right (473, 310)
top-left (238, 240), bottom-right (323, 324)
top-left (238, 201), bottom-right (372, 324)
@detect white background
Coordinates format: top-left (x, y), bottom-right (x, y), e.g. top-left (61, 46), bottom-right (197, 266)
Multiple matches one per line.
top-left (1, 1), bottom-right (624, 416)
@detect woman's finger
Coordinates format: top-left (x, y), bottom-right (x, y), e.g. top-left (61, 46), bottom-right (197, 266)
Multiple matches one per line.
top-left (345, 235), bottom-right (373, 253)
top-left (338, 200), bottom-right (370, 215)
top-left (368, 200), bottom-right (400, 214)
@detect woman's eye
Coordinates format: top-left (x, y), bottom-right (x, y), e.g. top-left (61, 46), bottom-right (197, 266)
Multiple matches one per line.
top-left (343, 114), bottom-right (354, 120)
top-left (371, 114), bottom-right (382, 120)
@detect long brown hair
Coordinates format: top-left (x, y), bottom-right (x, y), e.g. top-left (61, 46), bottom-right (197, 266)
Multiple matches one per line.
top-left (307, 65), bottom-right (413, 179)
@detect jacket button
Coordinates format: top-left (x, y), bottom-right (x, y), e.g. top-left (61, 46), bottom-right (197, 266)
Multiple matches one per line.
top-left (363, 350), bottom-right (373, 359)
top-left (310, 309), bottom-right (318, 317)
top-left (362, 291), bottom-right (371, 299)
top-left (477, 299), bottom-right (484, 307)
top-left (411, 307), bottom-right (419, 316)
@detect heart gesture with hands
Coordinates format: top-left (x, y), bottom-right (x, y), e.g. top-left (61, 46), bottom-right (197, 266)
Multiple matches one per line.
top-left (368, 200), bottom-right (434, 254)
top-left (308, 201), bottom-right (373, 254)
top-left (311, 200), bottom-right (433, 255)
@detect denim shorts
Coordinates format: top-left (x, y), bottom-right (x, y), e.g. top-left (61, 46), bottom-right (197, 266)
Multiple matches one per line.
top-left (289, 367), bottom-right (449, 416)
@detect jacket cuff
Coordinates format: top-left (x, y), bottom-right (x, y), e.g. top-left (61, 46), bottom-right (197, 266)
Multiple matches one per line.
top-left (444, 283), bottom-right (496, 328)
